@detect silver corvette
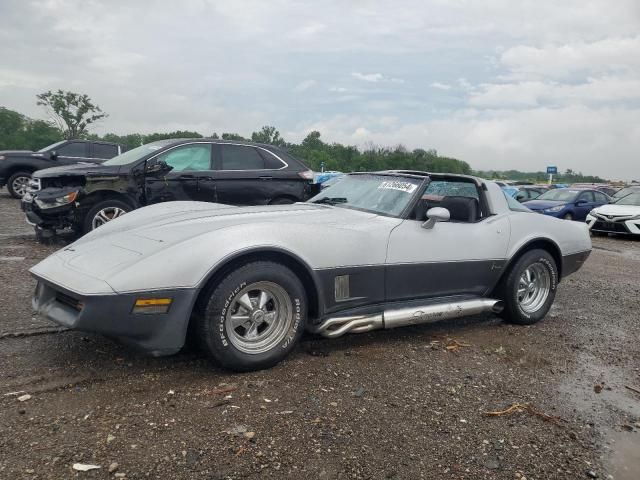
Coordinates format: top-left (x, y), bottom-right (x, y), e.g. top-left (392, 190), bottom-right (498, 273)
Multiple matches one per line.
top-left (31, 171), bottom-right (592, 371)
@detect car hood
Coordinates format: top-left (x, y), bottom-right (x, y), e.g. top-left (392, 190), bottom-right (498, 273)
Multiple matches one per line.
top-left (591, 204), bottom-right (640, 217)
top-left (33, 163), bottom-right (119, 179)
top-left (31, 202), bottom-right (389, 293)
top-left (523, 199), bottom-right (567, 210)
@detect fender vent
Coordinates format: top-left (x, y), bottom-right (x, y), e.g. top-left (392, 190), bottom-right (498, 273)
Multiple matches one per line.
top-left (334, 275), bottom-right (350, 302)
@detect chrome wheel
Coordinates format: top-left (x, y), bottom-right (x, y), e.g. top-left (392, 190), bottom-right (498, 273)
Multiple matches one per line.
top-left (91, 206), bottom-right (127, 229)
top-left (225, 281), bottom-right (293, 355)
top-left (517, 262), bottom-right (551, 314)
top-left (11, 175), bottom-right (30, 197)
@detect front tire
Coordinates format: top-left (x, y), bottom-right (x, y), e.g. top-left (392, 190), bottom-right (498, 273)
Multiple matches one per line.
top-left (7, 171), bottom-right (32, 199)
top-left (498, 249), bottom-right (558, 325)
top-left (563, 212), bottom-right (573, 220)
top-left (83, 199), bottom-right (131, 233)
top-left (195, 261), bottom-right (307, 371)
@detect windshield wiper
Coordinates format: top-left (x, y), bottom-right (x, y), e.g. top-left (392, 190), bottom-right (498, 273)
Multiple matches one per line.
top-left (312, 197), bottom-right (348, 205)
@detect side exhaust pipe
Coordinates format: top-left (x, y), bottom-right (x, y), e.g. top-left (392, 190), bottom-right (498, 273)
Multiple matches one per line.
top-left (311, 298), bottom-right (503, 339)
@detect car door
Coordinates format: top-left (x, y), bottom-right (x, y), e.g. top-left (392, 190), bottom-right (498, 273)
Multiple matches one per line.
top-left (385, 180), bottom-right (510, 301)
top-left (593, 191), bottom-right (609, 208)
top-left (54, 141), bottom-right (93, 165)
top-left (212, 144), bottom-right (288, 205)
top-left (144, 143), bottom-right (214, 204)
top-left (575, 191), bottom-right (595, 220)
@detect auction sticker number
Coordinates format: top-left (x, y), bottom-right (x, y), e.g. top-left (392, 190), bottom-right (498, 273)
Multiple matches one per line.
top-left (378, 181), bottom-right (417, 193)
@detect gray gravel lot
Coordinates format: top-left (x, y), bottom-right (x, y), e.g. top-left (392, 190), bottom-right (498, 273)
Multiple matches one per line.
top-left (0, 190), bottom-right (638, 479)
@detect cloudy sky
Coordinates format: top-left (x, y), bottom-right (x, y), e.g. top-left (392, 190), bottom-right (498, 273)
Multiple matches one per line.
top-left (1, 0), bottom-right (639, 179)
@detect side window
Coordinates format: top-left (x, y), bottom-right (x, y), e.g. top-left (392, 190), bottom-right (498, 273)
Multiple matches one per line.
top-left (504, 192), bottom-right (531, 212)
top-left (413, 180), bottom-right (482, 222)
top-left (594, 192), bottom-right (608, 203)
top-left (515, 191), bottom-right (527, 202)
top-left (157, 144), bottom-right (212, 172)
top-left (92, 143), bottom-right (118, 159)
top-left (56, 142), bottom-right (87, 157)
top-left (259, 149), bottom-right (286, 169)
top-left (579, 191), bottom-right (595, 202)
top-left (220, 145), bottom-right (265, 170)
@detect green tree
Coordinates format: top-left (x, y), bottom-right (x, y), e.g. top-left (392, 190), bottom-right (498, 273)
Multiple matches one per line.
top-left (251, 125), bottom-right (285, 146)
top-left (36, 90), bottom-right (107, 139)
top-left (0, 107), bottom-right (61, 150)
top-left (221, 132), bottom-right (247, 141)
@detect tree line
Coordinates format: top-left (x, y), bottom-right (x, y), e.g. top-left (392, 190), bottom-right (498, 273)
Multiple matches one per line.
top-left (0, 89), bottom-right (606, 182)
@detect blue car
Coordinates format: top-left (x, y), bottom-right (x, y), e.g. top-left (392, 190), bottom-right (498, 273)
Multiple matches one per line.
top-left (523, 188), bottom-right (610, 221)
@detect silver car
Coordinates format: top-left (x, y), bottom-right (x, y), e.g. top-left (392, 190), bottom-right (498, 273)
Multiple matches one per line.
top-left (30, 171), bottom-right (592, 371)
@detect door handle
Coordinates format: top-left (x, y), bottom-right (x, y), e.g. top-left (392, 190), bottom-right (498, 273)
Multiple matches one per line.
top-left (178, 174), bottom-right (196, 180)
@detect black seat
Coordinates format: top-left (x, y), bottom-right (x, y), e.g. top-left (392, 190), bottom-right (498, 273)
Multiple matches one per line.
top-left (439, 196), bottom-right (479, 222)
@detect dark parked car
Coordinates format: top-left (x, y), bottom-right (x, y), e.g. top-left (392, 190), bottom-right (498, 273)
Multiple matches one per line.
top-left (514, 186), bottom-right (547, 203)
top-left (22, 139), bottom-right (318, 238)
top-left (523, 188), bottom-right (610, 220)
top-left (0, 139), bottom-right (124, 198)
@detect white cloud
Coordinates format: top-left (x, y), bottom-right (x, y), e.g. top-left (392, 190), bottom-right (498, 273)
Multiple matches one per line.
top-left (352, 72), bottom-right (384, 82)
top-left (351, 72), bottom-right (405, 84)
top-left (430, 82), bottom-right (451, 90)
top-left (500, 36), bottom-right (640, 80)
top-left (293, 79), bottom-right (316, 92)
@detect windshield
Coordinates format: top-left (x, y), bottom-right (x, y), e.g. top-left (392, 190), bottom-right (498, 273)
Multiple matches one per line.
top-left (102, 141), bottom-right (173, 166)
top-left (37, 140), bottom-right (66, 152)
top-left (613, 187), bottom-right (640, 199)
top-left (614, 192), bottom-right (640, 206)
top-left (537, 189), bottom-right (580, 202)
top-left (309, 174), bottom-right (423, 216)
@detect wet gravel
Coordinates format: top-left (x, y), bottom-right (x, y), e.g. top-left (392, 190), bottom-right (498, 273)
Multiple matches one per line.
top-left (0, 190), bottom-right (638, 479)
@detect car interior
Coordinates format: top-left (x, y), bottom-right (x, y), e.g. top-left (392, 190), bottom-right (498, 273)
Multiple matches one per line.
top-left (410, 178), bottom-right (484, 223)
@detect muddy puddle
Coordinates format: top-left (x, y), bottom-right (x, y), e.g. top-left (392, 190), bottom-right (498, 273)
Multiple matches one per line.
top-left (560, 351), bottom-right (640, 478)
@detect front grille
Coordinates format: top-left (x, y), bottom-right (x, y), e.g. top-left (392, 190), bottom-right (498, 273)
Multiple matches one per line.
top-left (592, 220), bottom-right (630, 233)
top-left (55, 291), bottom-right (82, 311)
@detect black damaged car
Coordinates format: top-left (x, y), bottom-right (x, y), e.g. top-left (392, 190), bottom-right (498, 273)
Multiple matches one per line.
top-left (22, 139), bottom-right (318, 238)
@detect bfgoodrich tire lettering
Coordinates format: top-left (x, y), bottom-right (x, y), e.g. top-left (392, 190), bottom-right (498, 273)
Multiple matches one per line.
top-left (196, 261), bottom-right (307, 371)
top-left (499, 249), bottom-right (558, 325)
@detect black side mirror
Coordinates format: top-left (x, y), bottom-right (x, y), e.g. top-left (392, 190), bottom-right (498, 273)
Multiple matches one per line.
top-left (50, 150), bottom-right (58, 160)
top-left (146, 159), bottom-right (172, 175)
top-left (575, 200), bottom-right (587, 206)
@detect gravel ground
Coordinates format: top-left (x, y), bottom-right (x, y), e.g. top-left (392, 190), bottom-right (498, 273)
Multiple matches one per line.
top-left (0, 190), bottom-right (638, 480)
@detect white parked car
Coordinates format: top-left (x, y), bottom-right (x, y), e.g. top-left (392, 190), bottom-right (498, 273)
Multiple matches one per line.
top-left (586, 192), bottom-right (640, 236)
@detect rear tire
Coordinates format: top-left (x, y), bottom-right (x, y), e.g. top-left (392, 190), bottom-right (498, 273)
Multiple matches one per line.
top-left (195, 261), bottom-right (307, 371)
top-left (498, 249), bottom-right (558, 325)
top-left (83, 199), bottom-right (131, 233)
top-left (7, 171), bottom-right (32, 199)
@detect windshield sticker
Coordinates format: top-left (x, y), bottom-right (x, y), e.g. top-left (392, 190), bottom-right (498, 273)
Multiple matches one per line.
top-left (378, 181), bottom-right (417, 193)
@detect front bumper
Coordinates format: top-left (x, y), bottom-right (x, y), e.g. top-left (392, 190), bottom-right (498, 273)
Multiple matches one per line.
top-left (22, 194), bottom-right (78, 230)
top-left (586, 214), bottom-right (640, 235)
top-left (32, 277), bottom-right (199, 356)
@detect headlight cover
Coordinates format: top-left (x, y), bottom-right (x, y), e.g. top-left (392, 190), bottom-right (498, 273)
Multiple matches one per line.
top-left (34, 190), bottom-right (78, 209)
top-left (544, 205), bottom-right (565, 213)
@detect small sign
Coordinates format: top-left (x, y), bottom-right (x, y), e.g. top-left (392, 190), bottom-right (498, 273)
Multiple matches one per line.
top-left (546, 166), bottom-right (558, 174)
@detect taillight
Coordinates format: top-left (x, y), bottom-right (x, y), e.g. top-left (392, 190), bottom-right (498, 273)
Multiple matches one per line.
top-left (298, 170), bottom-right (314, 180)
